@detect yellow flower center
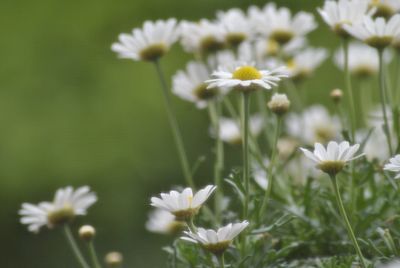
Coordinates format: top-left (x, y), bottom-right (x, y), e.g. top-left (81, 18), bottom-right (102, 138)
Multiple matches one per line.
top-left (318, 160), bottom-right (345, 176)
top-left (286, 59), bottom-right (296, 70)
top-left (269, 29), bottom-right (294, 45)
top-left (47, 205), bottom-right (75, 227)
top-left (202, 241), bottom-right (231, 256)
top-left (139, 43), bottom-right (167, 61)
top-left (226, 33), bottom-right (247, 48)
top-left (200, 36), bottom-right (225, 55)
top-left (365, 36), bottom-right (393, 49)
top-left (266, 39), bottom-right (280, 56)
top-left (370, 1), bottom-right (394, 18)
top-left (232, 66), bottom-right (262, 81)
top-left (194, 83), bottom-right (217, 100)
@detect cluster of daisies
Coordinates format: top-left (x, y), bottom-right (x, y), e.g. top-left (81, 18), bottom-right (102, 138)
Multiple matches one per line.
top-left (19, 0), bottom-right (400, 267)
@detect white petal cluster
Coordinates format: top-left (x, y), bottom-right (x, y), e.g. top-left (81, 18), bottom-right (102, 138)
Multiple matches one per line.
top-left (286, 48), bottom-right (328, 79)
top-left (111, 19), bottom-right (179, 61)
top-left (145, 209), bottom-right (184, 235)
top-left (384, 155), bottom-right (400, 179)
top-left (371, 0), bottom-right (400, 18)
top-left (358, 128), bottom-right (390, 162)
top-left (216, 8), bottom-right (252, 46)
top-left (19, 186), bottom-right (97, 233)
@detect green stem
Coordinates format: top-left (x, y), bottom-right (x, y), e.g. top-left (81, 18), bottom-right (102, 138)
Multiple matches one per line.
top-left (188, 217), bottom-right (197, 233)
top-left (241, 92), bottom-right (250, 220)
top-left (259, 116), bottom-right (282, 220)
top-left (343, 39), bottom-right (356, 142)
top-left (153, 61), bottom-right (195, 188)
top-left (378, 49), bottom-right (394, 155)
top-left (395, 52), bottom-right (400, 106)
top-left (330, 175), bottom-right (367, 268)
top-left (63, 225), bottom-right (90, 268)
top-left (219, 254), bottom-right (225, 268)
top-left (88, 242), bottom-right (102, 268)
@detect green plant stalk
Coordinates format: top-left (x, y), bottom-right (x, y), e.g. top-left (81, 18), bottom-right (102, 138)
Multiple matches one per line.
top-left (219, 254), bottom-right (225, 268)
top-left (208, 101), bottom-right (224, 222)
top-left (329, 175), bottom-right (367, 268)
top-left (378, 49), bottom-right (394, 155)
top-left (88, 241), bottom-right (102, 268)
top-left (153, 60), bottom-right (195, 188)
top-left (259, 116), bottom-right (282, 220)
top-left (343, 39), bottom-right (356, 142)
top-left (63, 225), bottom-right (90, 268)
top-left (241, 92), bottom-right (250, 220)
top-left (395, 52), bottom-right (400, 106)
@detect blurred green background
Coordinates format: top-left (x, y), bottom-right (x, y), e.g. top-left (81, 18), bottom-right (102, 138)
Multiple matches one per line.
top-left (0, 0), bottom-right (344, 267)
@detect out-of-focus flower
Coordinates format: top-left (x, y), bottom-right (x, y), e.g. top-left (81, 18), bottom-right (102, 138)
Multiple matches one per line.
top-left (111, 19), bottom-right (179, 61)
top-left (318, 0), bottom-right (374, 37)
top-left (105, 252), bottom-right (123, 267)
top-left (216, 8), bottom-right (252, 48)
top-left (251, 3), bottom-right (316, 45)
top-left (255, 37), bottom-right (306, 59)
top-left (330, 88), bottom-right (343, 103)
top-left (172, 61), bottom-right (219, 109)
top-left (180, 20), bottom-right (225, 55)
top-left (301, 141), bottom-right (364, 175)
top-left (268, 93), bottom-right (291, 115)
top-left (285, 48), bottom-right (328, 81)
top-left (358, 128), bottom-right (390, 162)
top-left (344, 14), bottom-right (400, 49)
top-left (145, 209), bottom-right (185, 235)
top-left (286, 105), bottom-right (341, 145)
top-left (150, 185), bottom-right (216, 220)
top-left (384, 155), bottom-right (400, 178)
top-left (19, 186), bottom-right (97, 233)
top-left (252, 158), bottom-right (270, 190)
top-left (182, 221), bottom-right (249, 255)
top-left (211, 114), bottom-right (264, 145)
top-left (370, 0), bottom-right (400, 18)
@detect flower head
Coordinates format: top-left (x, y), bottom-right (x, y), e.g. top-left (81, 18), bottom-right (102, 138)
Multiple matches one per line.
top-left (206, 63), bottom-right (287, 92)
top-left (344, 14), bottom-right (400, 48)
top-left (182, 221), bottom-right (249, 255)
top-left (384, 155), bottom-right (400, 178)
top-left (301, 141), bottom-right (364, 175)
top-left (216, 8), bottom-right (252, 47)
top-left (111, 19), bottom-right (179, 61)
top-left (370, 0), bottom-right (400, 18)
top-left (150, 185), bottom-right (216, 220)
top-left (19, 186), bottom-right (97, 233)
top-left (268, 93), bottom-right (290, 115)
top-left (145, 209), bottom-right (185, 235)
top-left (286, 48), bottom-right (328, 81)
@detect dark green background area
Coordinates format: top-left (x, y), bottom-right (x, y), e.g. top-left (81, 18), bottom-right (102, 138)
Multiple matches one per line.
top-left (0, 0), bottom-right (343, 267)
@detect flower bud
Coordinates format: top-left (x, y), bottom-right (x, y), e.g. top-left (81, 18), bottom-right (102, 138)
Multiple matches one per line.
top-left (105, 252), bottom-right (123, 267)
top-left (79, 225), bottom-right (96, 241)
top-left (330, 89), bottom-right (343, 103)
top-left (268, 93), bottom-right (290, 116)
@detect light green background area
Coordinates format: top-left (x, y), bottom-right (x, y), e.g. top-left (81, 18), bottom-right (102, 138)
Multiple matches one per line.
top-left (0, 0), bottom-right (349, 267)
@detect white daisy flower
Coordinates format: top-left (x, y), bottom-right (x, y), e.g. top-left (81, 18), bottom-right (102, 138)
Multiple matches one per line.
top-left (286, 105), bottom-right (341, 145)
top-left (216, 8), bottom-right (252, 47)
top-left (255, 37), bottom-right (307, 59)
top-left (318, 0), bottom-right (375, 37)
top-left (150, 185), bottom-right (216, 220)
top-left (251, 3), bottom-right (317, 44)
top-left (19, 186), bottom-right (97, 233)
top-left (384, 155), bottom-right (400, 178)
top-left (334, 42), bottom-right (380, 77)
top-left (172, 61), bottom-right (220, 109)
top-left (286, 48), bottom-right (328, 81)
top-left (301, 141), bottom-right (364, 175)
top-left (370, 0), bottom-right (400, 18)
top-left (344, 14), bottom-right (400, 48)
top-left (111, 19), bottom-right (179, 61)
top-left (211, 114), bottom-right (265, 145)
top-left (358, 128), bottom-right (390, 162)
top-left (180, 20), bottom-right (225, 55)
top-left (208, 42), bottom-right (258, 71)
top-left (206, 63), bottom-right (287, 92)
top-left (145, 209), bottom-right (185, 235)
top-left (182, 221), bottom-right (249, 255)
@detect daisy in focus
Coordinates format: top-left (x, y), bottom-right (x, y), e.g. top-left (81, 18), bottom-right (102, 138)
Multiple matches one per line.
top-left (111, 19), bottom-right (180, 62)
top-left (19, 186), bottom-right (97, 233)
top-left (301, 141), bottom-right (364, 176)
top-left (384, 155), bottom-right (400, 179)
top-left (150, 185), bottom-right (216, 220)
top-left (182, 221), bottom-right (249, 255)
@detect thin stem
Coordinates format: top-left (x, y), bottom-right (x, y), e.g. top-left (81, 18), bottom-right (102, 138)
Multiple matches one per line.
top-left (259, 116), bottom-right (282, 220)
top-left (88, 242), bottom-right (102, 268)
top-left (153, 61), bottom-right (195, 188)
top-left (343, 39), bottom-right (356, 142)
top-left (330, 175), bottom-right (367, 268)
top-left (219, 254), bottom-right (225, 268)
top-left (241, 92), bottom-right (250, 220)
top-left (378, 49), bottom-right (394, 155)
top-left (63, 225), bottom-right (90, 268)
top-left (395, 52), bottom-right (400, 106)
top-left (188, 217), bottom-right (197, 233)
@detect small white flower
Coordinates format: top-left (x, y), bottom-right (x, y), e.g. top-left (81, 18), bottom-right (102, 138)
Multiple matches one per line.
top-left (111, 19), bottom-right (179, 61)
top-left (344, 14), bottom-right (400, 48)
top-left (251, 3), bottom-right (316, 44)
top-left (182, 221), bottom-right (249, 255)
top-left (206, 63), bottom-right (287, 92)
top-left (19, 186), bottom-right (97, 233)
top-left (216, 8), bottom-right (252, 47)
top-left (145, 209), bottom-right (185, 235)
top-left (384, 155), bottom-right (400, 178)
top-left (301, 141), bottom-right (364, 175)
top-left (286, 105), bottom-right (341, 145)
top-left (211, 114), bottom-right (264, 144)
top-left (318, 0), bottom-right (374, 37)
top-left (358, 128), bottom-right (390, 162)
top-left (286, 48), bottom-right (328, 80)
top-left (268, 93), bottom-right (291, 115)
top-left (371, 0), bottom-right (400, 18)
top-left (172, 61), bottom-right (219, 109)
top-left (150, 185), bottom-right (216, 220)
top-left (180, 20), bottom-right (225, 55)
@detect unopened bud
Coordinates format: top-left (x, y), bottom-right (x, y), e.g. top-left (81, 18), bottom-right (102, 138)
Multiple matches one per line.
top-left (79, 225), bottom-right (96, 241)
top-left (330, 89), bottom-right (343, 103)
top-left (105, 251), bottom-right (123, 267)
top-left (268, 93), bottom-right (290, 116)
